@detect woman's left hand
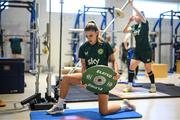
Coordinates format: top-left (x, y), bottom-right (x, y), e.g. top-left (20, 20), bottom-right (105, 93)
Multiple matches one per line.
top-left (80, 82), bottom-right (87, 88)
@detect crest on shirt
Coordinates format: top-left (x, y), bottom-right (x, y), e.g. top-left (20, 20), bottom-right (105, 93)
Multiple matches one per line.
top-left (98, 48), bottom-right (104, 55)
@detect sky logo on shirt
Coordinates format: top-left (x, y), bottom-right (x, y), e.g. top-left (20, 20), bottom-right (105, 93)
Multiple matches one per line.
top-left (88, 58), bottom-right (100, 66)
top-left (133, 24), bottom-right (141, 36)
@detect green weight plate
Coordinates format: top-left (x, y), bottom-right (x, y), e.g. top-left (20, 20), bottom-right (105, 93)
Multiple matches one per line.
top-left (82, 65), bottom-right (117, 93)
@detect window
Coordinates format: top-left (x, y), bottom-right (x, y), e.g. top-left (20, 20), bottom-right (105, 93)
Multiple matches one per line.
top-left (47, 0), bottom-right (105, 14)
top-left (133, 1), bottom-right (180, 19)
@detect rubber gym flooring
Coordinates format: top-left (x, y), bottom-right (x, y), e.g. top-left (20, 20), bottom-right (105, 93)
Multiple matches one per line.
top-left (65, 82), bottom-right (180, 102)
top-left (0, 73), bottom-right (180, 120)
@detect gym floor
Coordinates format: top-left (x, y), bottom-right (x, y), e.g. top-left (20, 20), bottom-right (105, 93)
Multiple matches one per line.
top-left (0, 72), bottom-right (180, 120)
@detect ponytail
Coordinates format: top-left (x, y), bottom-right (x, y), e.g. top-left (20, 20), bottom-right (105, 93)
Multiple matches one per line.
top-left (84, 20), bottom-right (103, 44)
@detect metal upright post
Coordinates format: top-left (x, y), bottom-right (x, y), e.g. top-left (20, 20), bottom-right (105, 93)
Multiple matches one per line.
top-left (30, 0), bottom-right (37, 72)
top-left (159, 14), bottom-right (162, 63)
top-left (72, 10), bottom-right (82, 64)
top-left (46, 0), bottom-right (52, 98)
top-left (35, 2), bottom-right (40, 94)
top-left (111, 7), bottom-right (115, 47)
top-left (170, 10), bottom-right (174, 72)
top-left (0, 2), bottom-right (5, 57)
top-left (100, 12), bottom-right (107, 30)
top-left (0, 10), bottom-right (2, 57)
top-left (83, 5), bottom-right (86, 43)
top-left (59, 0), bottom-right (64, 85)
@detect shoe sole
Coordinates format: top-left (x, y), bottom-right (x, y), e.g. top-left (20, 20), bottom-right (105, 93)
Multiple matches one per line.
top-left (123, 89), bottom-right (132, 93)
top-left (149, 91), bottom-right (156, 93)
top-left (47, 109), bottom-right (64, 115)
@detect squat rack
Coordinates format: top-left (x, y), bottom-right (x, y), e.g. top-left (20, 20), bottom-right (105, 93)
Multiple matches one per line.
top-left (70, 6), bottom-right (115, 64)
top-left (0, 0), bottom-right (38, 72)
top-left (152, 10), bottom-right (180, 72)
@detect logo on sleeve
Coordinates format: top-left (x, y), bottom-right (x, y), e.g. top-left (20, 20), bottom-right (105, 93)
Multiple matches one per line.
top-left (84, 51), bottom-right (88, 56)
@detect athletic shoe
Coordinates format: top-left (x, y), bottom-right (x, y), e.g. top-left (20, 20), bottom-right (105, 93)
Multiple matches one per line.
top-left (123, 86), bottom-right (132, 92)
top-left (149, 84), bottom-right (157, 93)
top-left (47, 104), bottom-right (64, 114)
top-left (123, 99), bottom-right (136, 111)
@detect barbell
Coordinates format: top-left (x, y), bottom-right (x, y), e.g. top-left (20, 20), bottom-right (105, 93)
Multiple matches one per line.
top-left (67, 0), bottom-right (132, 76)
top-left (102, 0), bottom-right (132, 35)
top-left (114, 0), bottom-right (132, 18)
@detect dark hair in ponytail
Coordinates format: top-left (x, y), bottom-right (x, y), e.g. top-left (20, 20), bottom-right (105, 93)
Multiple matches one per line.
top-left (84, 20), bottom-right (103, 43)
top-left (84, 20), bottom-right (98, 32)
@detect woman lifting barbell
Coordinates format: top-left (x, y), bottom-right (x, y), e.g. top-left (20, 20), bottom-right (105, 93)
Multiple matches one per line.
top-left (47, 20), bottom-right (135, 115)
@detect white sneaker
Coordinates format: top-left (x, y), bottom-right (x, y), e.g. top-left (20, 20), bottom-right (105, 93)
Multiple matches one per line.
top-left (123, 99), bottom-right (136, 111)
top-left (123, 83), bottom-right (133, 93)
top-left (123, 86), bottom-right (133, 92)
top-left (47, 104), bottom-right (64, 114)
top-left (149, 84), bottom-right (156, 93)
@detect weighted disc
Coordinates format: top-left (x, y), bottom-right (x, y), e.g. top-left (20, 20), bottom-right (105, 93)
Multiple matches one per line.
top-left (114, 8), bottom-right (125, 18)
top-left (82, 65), bottom-right (117, 93)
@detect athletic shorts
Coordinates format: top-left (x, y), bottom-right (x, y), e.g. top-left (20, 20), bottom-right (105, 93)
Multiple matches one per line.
top-left (132, 51), bottom-right (152, 63)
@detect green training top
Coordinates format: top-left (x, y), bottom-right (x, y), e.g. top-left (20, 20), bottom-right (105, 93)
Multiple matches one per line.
top-left (78, 41), bottom-right (113, 69)
top-left (131, 20), bottom-right (151, 52)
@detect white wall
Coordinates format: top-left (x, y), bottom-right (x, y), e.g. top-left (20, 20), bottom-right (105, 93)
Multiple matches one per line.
top-left (2, 6), bottom-right (31, 70)
top-left (37, 0), bottom-right (132, 72)
top-left (1, 0), bottom-right (179, 72)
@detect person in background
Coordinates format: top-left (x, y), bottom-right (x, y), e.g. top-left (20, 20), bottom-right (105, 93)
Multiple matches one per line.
top-left (123, 0), bottom-right (156, 93)
top-left (105, 34), bottom-right (119, 54)
top-left (105, 34), bottom-right (119, 68)
top-left (123, 33), bottom-right (139, 80)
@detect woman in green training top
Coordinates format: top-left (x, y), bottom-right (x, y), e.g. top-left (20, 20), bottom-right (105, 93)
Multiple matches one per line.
top-left (47, 20), bottom-right (135, 115)
top-left (123, 0), bottom-right (156, 93)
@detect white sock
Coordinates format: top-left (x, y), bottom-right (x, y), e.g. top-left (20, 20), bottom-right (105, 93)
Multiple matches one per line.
top-left (151, 84), bottom-right (156, 87)
top-left (57, 97), bottom-right (64, 106)
top-left (128, 82), bottom-right (133, 87)
top-left (121, 104), bottom-right (129, 111)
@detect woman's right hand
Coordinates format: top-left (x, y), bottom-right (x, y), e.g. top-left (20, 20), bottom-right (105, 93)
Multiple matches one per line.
top-left (129, 16), bottom-right (134, 22)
